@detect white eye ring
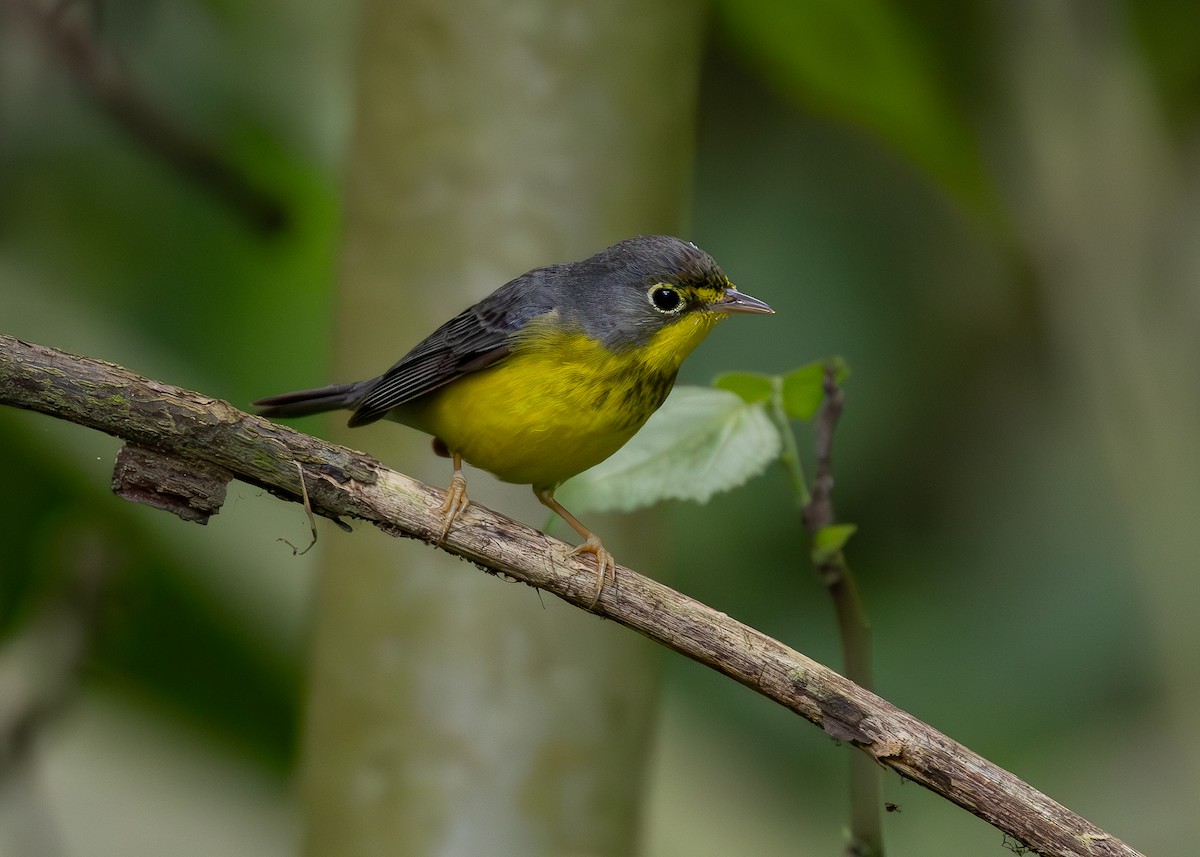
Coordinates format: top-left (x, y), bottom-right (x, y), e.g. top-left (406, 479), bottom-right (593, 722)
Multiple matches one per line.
top-left (648, 285), bottom-right (685, 314)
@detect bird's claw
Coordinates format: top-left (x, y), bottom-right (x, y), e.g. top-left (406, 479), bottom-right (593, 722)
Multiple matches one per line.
top-left (571, 535), bottom-right (616, 607)
top-left (438, 470), bottom-right (469, 543)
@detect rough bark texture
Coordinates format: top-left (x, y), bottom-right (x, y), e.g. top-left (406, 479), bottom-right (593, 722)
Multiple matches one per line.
top-left (0, 335), bottom-right (1146, 857)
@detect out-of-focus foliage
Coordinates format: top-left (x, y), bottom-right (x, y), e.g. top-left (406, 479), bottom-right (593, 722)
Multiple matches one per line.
top-left (1, 5), bottom-right (348, 846)
top-left (713, 0), bottom-right (993, 211)
top-left (1128, 0), bottom-right (1200, 129)
top-left (2, 0), bottom-right (1199, 855)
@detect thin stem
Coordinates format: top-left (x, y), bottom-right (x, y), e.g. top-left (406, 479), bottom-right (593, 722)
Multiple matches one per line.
top-left (770, 377), bottom-right (811, 509)
top-left (796, 363), bottom-right (883, 857)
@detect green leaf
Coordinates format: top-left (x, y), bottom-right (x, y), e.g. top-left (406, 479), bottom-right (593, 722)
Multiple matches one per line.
top-left (780, 358), bottom-right (850, 421)
top-left (811, 523), bottom-right (858, 565)
top-left (714, 371), bottom-right (774, 404)
top-left (556, 386), bottom-right (783, 514)
top-left (781, 362), bottom-right (825, 421)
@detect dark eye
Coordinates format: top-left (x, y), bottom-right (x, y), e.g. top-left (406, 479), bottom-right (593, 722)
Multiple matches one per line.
top-left (648, 285), bottom-right (684, 314)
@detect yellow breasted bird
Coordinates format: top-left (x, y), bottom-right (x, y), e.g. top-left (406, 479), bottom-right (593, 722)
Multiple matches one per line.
top-left (255, 235), bottom-right (773, 602)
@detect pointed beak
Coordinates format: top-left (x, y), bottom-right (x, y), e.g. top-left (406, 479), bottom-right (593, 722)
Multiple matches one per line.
top-left (713, 287), bottom-right (774, 315)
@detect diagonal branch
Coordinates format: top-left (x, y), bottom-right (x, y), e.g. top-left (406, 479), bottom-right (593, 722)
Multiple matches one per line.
top-left (0, 333), bottom-right (1143, 857)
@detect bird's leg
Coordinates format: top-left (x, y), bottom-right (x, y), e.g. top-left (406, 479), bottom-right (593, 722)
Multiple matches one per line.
top-left (534, 487), bottom-right (615, 607)
top-left (438, 453), bottom-right (469, 542)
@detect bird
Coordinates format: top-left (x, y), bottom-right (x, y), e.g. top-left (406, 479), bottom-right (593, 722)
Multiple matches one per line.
top-left (254, 235), bottom-right (773, 603)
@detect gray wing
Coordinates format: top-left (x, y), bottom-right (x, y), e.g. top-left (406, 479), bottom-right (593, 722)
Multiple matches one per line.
top-left (348, 274), bottom-right (556, 427)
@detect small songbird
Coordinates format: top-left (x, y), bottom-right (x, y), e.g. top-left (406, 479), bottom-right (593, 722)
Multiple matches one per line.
top-left (255, 235), bottom-right (773, 602)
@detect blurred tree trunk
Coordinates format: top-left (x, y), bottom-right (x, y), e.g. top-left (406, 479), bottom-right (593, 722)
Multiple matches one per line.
top-left (997, 1), bottom-right (1200, 835)
top-left (299, 1), bottom-right (706, 855)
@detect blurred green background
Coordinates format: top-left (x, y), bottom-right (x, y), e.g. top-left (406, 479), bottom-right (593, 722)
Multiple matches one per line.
top-left (2, 1), bottom-right (1198, 855)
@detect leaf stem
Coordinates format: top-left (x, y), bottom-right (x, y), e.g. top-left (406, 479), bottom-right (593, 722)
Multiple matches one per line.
top-left (770, 377), bottom-right (811, 508)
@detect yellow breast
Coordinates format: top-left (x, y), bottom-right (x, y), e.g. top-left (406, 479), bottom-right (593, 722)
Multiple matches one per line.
top-left (395, 311), bottom-right (722, 488)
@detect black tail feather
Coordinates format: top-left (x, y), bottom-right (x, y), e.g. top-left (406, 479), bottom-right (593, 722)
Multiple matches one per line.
top-left (253, 381), bottom-right (371, 419)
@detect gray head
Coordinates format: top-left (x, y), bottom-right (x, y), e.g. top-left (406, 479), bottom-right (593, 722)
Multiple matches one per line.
top-left (547, 235), bottom-right (772, 350)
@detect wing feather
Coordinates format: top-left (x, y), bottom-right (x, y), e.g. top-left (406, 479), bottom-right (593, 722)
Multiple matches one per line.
top-left (348, 275), bottom-right (555, 427)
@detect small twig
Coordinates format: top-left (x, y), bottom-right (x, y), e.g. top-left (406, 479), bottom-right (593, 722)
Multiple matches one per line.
top-left (803, 365), bottom-right (843, 534)
top-left (3, 0), bottom-right (288, 234)
top-left (0, 334), bottom-right (1147, 857)
top-left (279, 461), bottom-right (318, 555)
top-left (801, 363), bottom-right (882, 857)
